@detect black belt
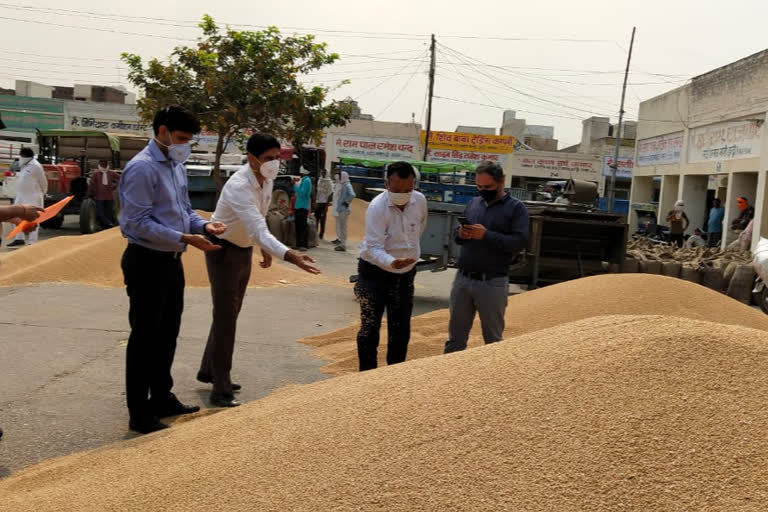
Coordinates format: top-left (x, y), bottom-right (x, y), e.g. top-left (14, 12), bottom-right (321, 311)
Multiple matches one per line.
top-left (127, 243), bottom-right (182, 260)
top-left (460, 269), bottom-right (507, 281)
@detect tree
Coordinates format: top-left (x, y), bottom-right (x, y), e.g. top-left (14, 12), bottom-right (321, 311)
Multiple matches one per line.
top-left (122, 15), bottom-right (352, 190)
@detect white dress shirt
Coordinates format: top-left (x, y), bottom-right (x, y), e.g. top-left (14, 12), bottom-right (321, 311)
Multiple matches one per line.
top-left (359, 191), bottom-right (428, 274)
top-left (211, 164), bottom-right (289, 259)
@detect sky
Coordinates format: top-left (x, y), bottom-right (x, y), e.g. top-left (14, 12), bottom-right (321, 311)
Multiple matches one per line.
top-left (1, 0), bottom-right (768, 147)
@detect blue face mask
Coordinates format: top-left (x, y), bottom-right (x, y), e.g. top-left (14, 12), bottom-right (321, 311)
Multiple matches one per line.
top-left (158, 133), bottom-right (191, 163)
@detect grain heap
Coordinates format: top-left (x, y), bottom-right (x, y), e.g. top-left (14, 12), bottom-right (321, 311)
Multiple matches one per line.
top-left (0, 228), bottom-right (331, 288)
top-left (302, 273), bottom-right (768, 375)
top-left (4, 310), bottom-right (768, 510)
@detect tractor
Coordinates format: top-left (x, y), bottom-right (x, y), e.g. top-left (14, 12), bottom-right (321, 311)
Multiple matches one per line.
top-left (36, 130), bottom-right (149, 233)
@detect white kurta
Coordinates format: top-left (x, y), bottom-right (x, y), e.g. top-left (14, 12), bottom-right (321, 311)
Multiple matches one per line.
top-left (14, 159), bottom-right (47, 208)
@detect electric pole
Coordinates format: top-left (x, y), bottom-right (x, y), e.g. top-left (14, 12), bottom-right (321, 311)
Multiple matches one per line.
top-left (422, 34), bottom-right (436, 161)
top-left (607, 26), bottom-right (636, 212)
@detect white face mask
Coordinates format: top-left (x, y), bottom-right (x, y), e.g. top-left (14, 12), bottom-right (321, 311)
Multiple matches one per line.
top-left (258, 159), bottom-right (280, 180)
top-left (389, 191), bottom-right (412, 206)
top-left (157, 133), bottom-right (191, 163)
top-left (19, 157), bottom-right (32, 166)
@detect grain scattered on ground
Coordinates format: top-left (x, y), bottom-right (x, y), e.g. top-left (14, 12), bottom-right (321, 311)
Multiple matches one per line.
top-left (3, 315), bottom-right (768, 511)
top-left (301, 273), bottom-right (768, 375)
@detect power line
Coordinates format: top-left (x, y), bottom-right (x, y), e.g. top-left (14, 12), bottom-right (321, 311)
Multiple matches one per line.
top-left (0, 47), bottom-right (123, 63)
top-left (433, 95), bottom-right (587, 121)
top-left (0, 14), bottom-right (197, 41)
top-left (354, 49), bottom-right (429, 101)
top-left (0, 56), bottom-right (127, 70)
top-left (438, 44), bottom-right (612, 118)
top-left (376, 61), bottom-right (426, 118)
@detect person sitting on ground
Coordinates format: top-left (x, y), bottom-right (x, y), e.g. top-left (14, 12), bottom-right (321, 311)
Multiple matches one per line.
top-left (685, 228), bottom-right (706, 249)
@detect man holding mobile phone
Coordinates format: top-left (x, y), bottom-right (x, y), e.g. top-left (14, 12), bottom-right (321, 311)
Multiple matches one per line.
top-left (444, 161), bottom-right (529, 354)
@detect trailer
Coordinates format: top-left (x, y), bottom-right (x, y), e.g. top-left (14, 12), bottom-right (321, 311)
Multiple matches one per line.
top-left (36, 129), bottom-right (149, 233)
top-left (417, 188), bottom-right (628, 288)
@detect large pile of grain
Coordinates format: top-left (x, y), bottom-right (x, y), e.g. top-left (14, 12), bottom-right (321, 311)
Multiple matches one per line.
top-left (4, 313), bottom-right (768, 511)
top-left (0, 228), bottom-right (330, 288)
top-left (323, 198), bottom-right (368, 241)
top-left (302, 273), bottom-right (768, 375)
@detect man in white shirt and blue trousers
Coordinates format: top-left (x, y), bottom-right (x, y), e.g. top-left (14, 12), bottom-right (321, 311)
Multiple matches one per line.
top-left (356, 162), bottom-right (428, 371)
top-left (198, 134), bottom-right (320, 407)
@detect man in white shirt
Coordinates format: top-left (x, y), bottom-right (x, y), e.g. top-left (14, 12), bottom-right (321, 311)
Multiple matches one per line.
top-left (198, 134), bottom-right (320, 407)
top-left (356, 161), bottom-right (427, 371)
top-left (9, 147), bottom-right (47, 247)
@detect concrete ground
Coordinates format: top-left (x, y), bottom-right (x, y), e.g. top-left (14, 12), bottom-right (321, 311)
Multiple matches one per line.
top-left (0, 215), bottom-right (456, 476)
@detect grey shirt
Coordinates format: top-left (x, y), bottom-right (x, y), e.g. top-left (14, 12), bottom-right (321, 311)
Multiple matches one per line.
top-left (455, 194), bottom-right (530, 275)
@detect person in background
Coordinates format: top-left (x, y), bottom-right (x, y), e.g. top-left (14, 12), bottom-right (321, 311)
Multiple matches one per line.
top-left (685, 228), bottom-right (707, 249)
top-left (119, 105), bottom-right (227, 434)
top-left (9, 147), bottom-right (47, 247)
top-left (198, 134), bottom-right (320, 408)
top-left (731, 196), bottom-right (755, 231)
top-left (707, 198), bottom-right (725, 248)
top-left (293, 167), bottom-right (312, 251)
top-left (314, 169), bottom-right (333, 240)
top-left (334, 171), bottom-right (356, 252)
top-left (330, 172), bottom-right (342, 244)
top-left (87, 159), bottom-right (120, 229)
top-left (0, 203), bottom-right (42, 441)
top-left (443, 161), bottom-right (529, 354)
top-left (356, 162), bottom-right (427, 371)
top-left (666, 200), bottom-right (689, 248)
top-left (729, 218), bottom-right (754, 251)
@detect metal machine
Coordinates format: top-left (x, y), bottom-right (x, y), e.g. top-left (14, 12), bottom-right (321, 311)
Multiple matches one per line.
top-left (417, 178), bottom-right (628, 288)
top-left (36, 129), bottom-right (149, 233)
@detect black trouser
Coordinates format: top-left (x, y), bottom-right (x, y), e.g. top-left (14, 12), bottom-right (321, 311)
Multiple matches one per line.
top-left (314, 203), bottom-right (329, 239)
top-left (95, 199), bottom-right (114, 228)
top-left (709, 232), bottom-right (722, 248)
top-left (670, 233), bottom-right (684, 248)
top-left (199, 239), bottom-right (253, 396)
top-left (295, 208), bottom-right (309, 248)
top-left (355, 259), bottom-right (416, 372)
top-left (122, 244), bottom-right (185, 422)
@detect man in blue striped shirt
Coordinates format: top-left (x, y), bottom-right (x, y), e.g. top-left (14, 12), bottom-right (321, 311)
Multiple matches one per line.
top-left (119, 105), bottom-right (227, 434)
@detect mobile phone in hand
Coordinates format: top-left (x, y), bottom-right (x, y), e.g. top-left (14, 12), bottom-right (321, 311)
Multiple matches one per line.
top-left (458, 216), bottom-right (469, 226)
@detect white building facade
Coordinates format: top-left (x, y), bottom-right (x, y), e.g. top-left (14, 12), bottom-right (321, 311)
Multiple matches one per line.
top-left (630, 49), bottom-right (768, 250)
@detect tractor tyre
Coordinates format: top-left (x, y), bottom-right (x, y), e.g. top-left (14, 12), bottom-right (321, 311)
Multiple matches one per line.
top-left (80, 198), bottom-right (98, 234)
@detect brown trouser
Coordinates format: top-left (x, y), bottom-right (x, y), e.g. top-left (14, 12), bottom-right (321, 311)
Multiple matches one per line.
top-left (199, 239), bottom-right (253, 395)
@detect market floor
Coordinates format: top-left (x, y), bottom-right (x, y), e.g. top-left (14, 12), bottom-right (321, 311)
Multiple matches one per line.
top-left (0, 233), bottom-right (456, 475)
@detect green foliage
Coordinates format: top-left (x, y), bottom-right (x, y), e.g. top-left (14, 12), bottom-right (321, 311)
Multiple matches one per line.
top-left (122, 15), bottom-right (352, 187)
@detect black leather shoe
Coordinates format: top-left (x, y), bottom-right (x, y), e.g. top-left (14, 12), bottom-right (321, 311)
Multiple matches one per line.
top-left (196, 372), bottom-right (242, 391)
top-left (210, 393), bottom-right (241, 408)
top-left (154, 401), bottom-right (200, 418)
top-left (129, 418), bottom-right (169, 434)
